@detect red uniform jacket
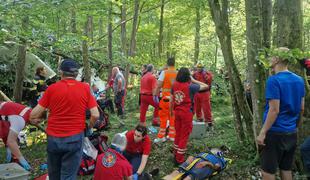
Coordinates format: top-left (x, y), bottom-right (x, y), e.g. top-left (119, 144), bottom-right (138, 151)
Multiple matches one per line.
top-left (0, 102), bottom-right (31, 143)
top-left (172, 82), bottom-right (192, 113)
top-left (93, 148), bottom-right (132, 180)
top-left (193, 71), bottom-right (213, 87)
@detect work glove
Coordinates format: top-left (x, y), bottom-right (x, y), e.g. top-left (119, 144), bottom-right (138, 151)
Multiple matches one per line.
top-left (6, 147), bottom-right (12, 163)
top-left (133, 173), bottom-right (139, 180)
top-left (153, 95), bottom-right (159, 104)
top-left (19, 156), bottom-right (31, 171)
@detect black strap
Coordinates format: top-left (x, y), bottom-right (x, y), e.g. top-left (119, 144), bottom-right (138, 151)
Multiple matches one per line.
top-left (0, 116), bottom-right (8, 121)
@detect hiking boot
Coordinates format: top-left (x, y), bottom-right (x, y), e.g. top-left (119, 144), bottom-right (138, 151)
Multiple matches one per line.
top-left (197, 118), bottom-right (204, 122)
top-left (206, 123), bottom-right (214, 131)
top-left (154, 137), bottom-right (167, 143)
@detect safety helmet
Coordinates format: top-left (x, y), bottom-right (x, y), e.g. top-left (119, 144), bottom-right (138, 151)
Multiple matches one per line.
top-left (111, 133), bottom-right (127, 152)
top-left (196, 62), bottom-right (204, 68)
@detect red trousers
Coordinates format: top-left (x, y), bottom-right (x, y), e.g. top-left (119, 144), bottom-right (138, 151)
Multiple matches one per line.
top-left (139, 95), bottom-right (159, 123)
top-left (174, 111), bottom-right (193, 163)
top-left (194, 91), bottom-right (212, 123)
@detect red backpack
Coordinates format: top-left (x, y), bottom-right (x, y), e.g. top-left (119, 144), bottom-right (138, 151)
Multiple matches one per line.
top-left (78, 133), bottom-right (109, 176)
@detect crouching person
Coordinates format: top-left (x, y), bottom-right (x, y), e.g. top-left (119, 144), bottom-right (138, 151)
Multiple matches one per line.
top-left (94, 133), bottom-right (133, 180)
top-left (124, 125), bottom-right (151, 179)
top-left (0, 101), bottom-right (33, 170)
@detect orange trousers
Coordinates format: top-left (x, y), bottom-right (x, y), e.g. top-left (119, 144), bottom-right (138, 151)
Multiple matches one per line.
top-left (157, 98), bottom-right (175, 139)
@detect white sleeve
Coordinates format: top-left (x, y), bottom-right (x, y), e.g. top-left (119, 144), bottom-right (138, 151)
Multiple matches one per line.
top-left (8, 115), bottom-right (26, 134)
top-left (158, 71), bottom-right (165, 81)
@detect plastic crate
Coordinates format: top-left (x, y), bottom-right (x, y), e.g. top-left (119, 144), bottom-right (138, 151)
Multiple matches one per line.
top-left (0, 163), bottom-right (30, 180)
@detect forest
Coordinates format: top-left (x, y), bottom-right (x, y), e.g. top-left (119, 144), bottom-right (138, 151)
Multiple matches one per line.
top-left (0, 0), bottom-right (310, 179)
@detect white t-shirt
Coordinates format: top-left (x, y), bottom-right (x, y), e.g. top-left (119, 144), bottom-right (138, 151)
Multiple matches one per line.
top-left (8, 115), bottom-right (25, 134)
top-left (158, 71), bottom-right (165, 81)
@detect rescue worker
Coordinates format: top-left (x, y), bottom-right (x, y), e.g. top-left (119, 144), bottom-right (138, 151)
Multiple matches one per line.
top-left (30, 59), bottom-right (99, 180)
top-left (30, 67), bottom-right (48, 107)
top-left (154, 57), bottom-right (177, 143)
top-left (94, 133), bottom-right (133, 180)
top-left (171, 67), bottom-right (209, 164)
top-left (111, 67), bottom-right (126, 118)
top-left (140, 64), bottom-right (159, 126)
top-left (193, 62), bottom-right (213, 127)
top-left (0, 101), bottom-right (33, 170)
top-left (141, 64), bottom-right (148, 77)
top-left (124, 125), bottom-right (151, 178)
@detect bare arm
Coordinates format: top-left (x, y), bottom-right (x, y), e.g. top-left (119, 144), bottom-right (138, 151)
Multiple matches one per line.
top-left (298, 97), bottom-right (305, 128)
top-left (257, 99), bottom-right (279, 145)
top-left (124, 176), bottom-right (132, 180)
top-left (191, 77), bottom-right (209, 91)
top-left (117, 79), bottom-right (123, 92)
top-left (89, 106), bottom-right (100, 128)
top-left (6, 131), bottom-right (23, 160)
top-left (153, 81), bottom-right (163, 96)
top-left (137, 155), bottom-right (148, 175)
top-left (30, 105), bottom-right (46, 124)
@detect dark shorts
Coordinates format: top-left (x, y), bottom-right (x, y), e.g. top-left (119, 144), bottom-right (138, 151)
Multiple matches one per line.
top-left (260, 131), bottom-right (297, 174)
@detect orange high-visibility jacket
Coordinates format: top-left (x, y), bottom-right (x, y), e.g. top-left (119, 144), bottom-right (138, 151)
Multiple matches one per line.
top-left (161, 67), bottom-right (177, 97)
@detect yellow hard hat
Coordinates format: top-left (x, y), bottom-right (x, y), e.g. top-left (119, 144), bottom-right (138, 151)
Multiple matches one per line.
top-left (196, 62), bottom-right (204, 68)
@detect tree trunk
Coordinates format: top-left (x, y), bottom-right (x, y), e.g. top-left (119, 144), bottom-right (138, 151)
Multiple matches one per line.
top-left (261, 0), bottom-right (272, 48)
top-left (158, 0), bottom-right (165, 57)
top-left (245, 0), bottom-right (268, 149)
top-left (98, 17), bottom-right (103, 46)
top-left (125, 0), bottom-right (140, 88)
top-left (275, 0), bottom-right (303, 50)
top-left (107, 1), bottom-right (113, 79)
top-left (121, 0), bottom-right (127, 57)
top-left (213, 42), bottom-right (218, 69)
top-left (208, 0), bottom-right (254, 140)
top-left (194, 5), bottom-right (201, 65)
top-left (224, 75), bottom-right (246, 143)
top-left (128, 0), bottom-right (139, 57)
top-left (13, 16), bottom-right (28, 103)
top-left (87, 16), bottom-right (94, 42)
top-left (82, 16), bottom-right (92, 84)
top-left (70, 8), bottom-right (77, 33)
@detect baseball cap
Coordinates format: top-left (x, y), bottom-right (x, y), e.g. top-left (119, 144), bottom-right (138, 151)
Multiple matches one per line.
top-left (59, 59), bottom-right (79, 73)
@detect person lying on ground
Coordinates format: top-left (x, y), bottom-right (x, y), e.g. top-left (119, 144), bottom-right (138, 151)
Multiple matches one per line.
top-left (93, 133), bottom-right (133, 180)
top-left (0, 101), bottom-right (36, 171)
top-left (164, 147), bottom-right (229, 180)
top-left (124, 125), bottom-right (151, 179)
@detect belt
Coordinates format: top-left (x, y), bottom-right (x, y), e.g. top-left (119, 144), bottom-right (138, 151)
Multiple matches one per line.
top-left (199, 89), bottom-right (210, 93)
top-left (140, 93), bottom-right (153, 96)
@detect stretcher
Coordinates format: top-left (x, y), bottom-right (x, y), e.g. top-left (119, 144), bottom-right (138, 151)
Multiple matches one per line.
top-left (162, 153), bottom-right (232, 180)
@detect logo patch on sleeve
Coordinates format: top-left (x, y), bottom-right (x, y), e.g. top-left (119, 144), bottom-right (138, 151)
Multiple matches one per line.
top-left (102, 151), bottom-right (116, 168)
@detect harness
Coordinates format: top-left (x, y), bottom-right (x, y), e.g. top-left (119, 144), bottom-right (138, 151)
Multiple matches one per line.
top-left (176, 151), bottom-right (232, 180)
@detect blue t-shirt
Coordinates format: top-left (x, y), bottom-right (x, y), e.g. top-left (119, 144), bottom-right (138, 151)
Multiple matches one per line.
top-left (263, 71), bottom-right (305, 133)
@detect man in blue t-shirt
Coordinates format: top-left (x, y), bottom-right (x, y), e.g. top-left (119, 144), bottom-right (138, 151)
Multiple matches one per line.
top-left (257, 47), bottom-right (305, 180)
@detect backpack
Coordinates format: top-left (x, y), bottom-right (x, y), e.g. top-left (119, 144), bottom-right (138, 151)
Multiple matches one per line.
top-left (78, 153), bottom-right (96, 176)
top-left (78, 132), bottom-right (109, 176)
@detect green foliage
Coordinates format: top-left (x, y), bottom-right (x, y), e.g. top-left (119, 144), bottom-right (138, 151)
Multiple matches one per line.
top-left (259, 48), bottom-right (310, 69)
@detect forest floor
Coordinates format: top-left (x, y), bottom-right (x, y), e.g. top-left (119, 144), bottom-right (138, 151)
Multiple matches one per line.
top-left (0, 96), bottom-right (308, 180)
